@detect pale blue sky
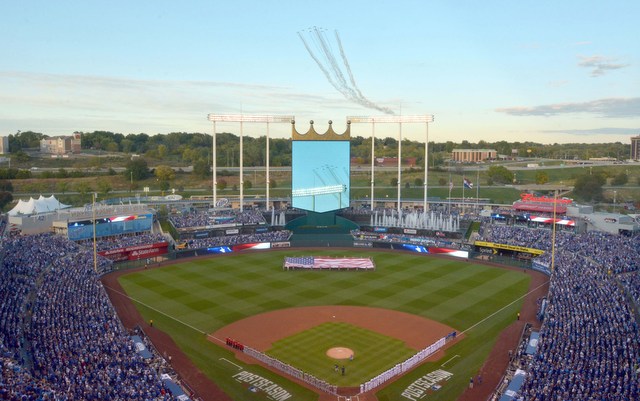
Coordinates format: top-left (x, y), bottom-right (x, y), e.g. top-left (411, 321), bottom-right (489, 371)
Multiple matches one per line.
top-left (0, 0), bottom-right (638, 143)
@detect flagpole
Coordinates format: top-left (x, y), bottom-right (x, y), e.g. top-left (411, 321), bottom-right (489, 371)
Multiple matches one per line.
top-left (551, 189), bottom-right (558, 273)
top-left (92, 192), bottom-right (97, 274)
top-left (476, 168), bottom-right (480, 213)
top-left (448, 174), bottom-right (452, 214)
top-left (462, 175), bottom-right (465, 213)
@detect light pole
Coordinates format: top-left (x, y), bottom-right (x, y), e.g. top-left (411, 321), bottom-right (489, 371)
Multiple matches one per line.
top-left (398, 121), bottom-right (402, 214)
top-left (207, 114), bottom-right (293, 211)
top-left (371, 123), bottom-right (376, 209)
top-left (92, 192), bottom-right (97, 273)
top-left (551, 189), bottom-right (558, 273)
top-left (613, 190), bottom-right (617, 213)
top-left (347, 115), bottom-right (434, 213)
top-left (423, 118), bottom-right (434, 211)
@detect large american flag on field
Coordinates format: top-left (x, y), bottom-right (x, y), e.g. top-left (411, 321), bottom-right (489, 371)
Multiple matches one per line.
top-left (284, 256), bottom-right (375, 270)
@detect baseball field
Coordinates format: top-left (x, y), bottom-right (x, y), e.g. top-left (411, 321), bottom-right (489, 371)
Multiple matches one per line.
top-left (116, 249), bottom-right (533, 401)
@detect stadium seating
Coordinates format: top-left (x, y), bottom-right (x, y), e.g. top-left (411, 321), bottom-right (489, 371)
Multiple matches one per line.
top-left (77, 232), bottom-right (168, 252)
top-left (0, 233), bottom-right (178, 400)
top-left (1, 217), bottom-right (639, 400)
top-left (482, 225), bottom-right (640, 400)
top-left (169, 210), bottom-right (266, 229)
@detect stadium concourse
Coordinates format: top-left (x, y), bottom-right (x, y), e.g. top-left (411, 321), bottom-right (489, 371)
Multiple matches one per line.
top-left (1, 206), bottom-right (639, 401)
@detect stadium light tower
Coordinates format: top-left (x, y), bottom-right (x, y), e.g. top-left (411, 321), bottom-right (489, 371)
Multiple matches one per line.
top-left (347, 115), bottom-right (434, 213)
top-left (207, 114), bottom-right (293, 211)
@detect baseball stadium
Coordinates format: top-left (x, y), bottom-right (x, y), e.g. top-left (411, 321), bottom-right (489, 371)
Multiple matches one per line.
top-left (1, 116), bottom-right (639, 401)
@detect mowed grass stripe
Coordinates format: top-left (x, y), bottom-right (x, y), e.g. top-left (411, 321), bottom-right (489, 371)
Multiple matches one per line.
top-left (118, 250), bottom-right (531, 400)
top-left (381, 265), bottom-right (484, 304)
top-left (121, 254), bottom-right (527, 328)
top-left (426, 270), bottom-right (529, 325)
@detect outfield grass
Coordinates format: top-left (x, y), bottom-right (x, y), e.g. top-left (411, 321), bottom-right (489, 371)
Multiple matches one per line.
top-left (118, 249), bottom-right (530, 401)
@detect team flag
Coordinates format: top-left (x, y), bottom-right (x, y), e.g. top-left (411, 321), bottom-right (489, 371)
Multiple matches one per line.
top-left (463, 178), bottom-right (473, 189)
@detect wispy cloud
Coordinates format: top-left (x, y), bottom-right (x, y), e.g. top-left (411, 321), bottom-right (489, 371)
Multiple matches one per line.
top-left (578, 55), bottom-right (629, 77)
top-left (0, 71), bottom-right (356, 135)
top-left (542, 127), bottom-right (640, 136)
top-left (0, 71), bottom-right (283, 91)
top-left (496, 97), bottom-right (640, 118)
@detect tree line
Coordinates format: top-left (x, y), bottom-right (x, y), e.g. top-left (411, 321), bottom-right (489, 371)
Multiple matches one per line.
top-left (8, 130), bottom-right (632, 169)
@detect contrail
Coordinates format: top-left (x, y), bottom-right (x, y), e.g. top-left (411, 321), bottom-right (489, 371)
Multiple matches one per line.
top-left (312, 28), bottom-right (357, 99)
top-left (310, 28), bottom-right (353, 96)
top-left (335, 30), bottom-right (364, 97)
top-left (297, 31), bottom-right (341, 91)
top-left (298, 27), bottom-right (395, 115)
top-left (306, 28), bottom-right (355, 99)
top-left (334, 30), bottom-right (395, 114)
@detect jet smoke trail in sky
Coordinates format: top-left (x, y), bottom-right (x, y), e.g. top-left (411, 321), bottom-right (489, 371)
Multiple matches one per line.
top-left (298, 27), bottom-right (395, 115)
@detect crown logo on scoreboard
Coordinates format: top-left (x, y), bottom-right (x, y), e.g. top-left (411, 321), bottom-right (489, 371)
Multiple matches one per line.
top-left (291, 120), bottom-right (351, 141)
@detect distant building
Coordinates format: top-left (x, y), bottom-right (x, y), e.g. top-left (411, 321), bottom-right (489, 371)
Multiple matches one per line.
top-left (40, 132), bottom-right (81, 155)
top-left (0, 136), bottom-right (8, 154)
top-left (71, 132), bottom-right (81, 153)
top-left (631, 135), bottom-right (640, 161)
top-left (452, 149), bottom-right (497, 163)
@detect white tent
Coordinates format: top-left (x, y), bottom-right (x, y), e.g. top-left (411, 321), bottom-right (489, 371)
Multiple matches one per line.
top-left (8, 195), bottom-right (71, 216)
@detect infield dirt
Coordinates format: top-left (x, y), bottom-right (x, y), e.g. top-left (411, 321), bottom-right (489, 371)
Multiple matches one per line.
top-left (211, 305), bottom-right (458, 351)
top-left (102, 258), bottom-right (548, 401)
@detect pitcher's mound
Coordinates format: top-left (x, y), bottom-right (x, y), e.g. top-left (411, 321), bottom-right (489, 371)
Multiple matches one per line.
top-left (326, 347), bottom-right (354, 359)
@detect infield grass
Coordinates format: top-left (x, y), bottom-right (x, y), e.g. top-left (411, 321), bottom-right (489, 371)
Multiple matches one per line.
top-left (268, 322), bottom-right (415, 386)
top-left (118, 249), bottom-right (531, 401)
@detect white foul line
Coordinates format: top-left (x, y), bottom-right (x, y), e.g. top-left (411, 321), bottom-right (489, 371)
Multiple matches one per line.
top-left (103, 284), bottom-right (206, 335)
top-left (460, 280), bottom-right (549, 336)
top-left (441, 354), bottom-right (460, 367)
top-left (219, 358), bottom-right (243, 370)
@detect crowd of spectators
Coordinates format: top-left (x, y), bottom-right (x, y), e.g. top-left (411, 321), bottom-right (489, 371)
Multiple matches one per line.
top-left (77, 232), bottom-right (168, 252)
top-left (341, 204), bottom-right (470, 219)
top-left (235, 210), bottom-right (268, 225)
top-left (1, 342), bottom-right (56, 400)
top-left (478, 224), bottom-right (572, 251)
top-left (619, 272), bottom-right (640, 309)
top-left (3, 207), bottom-right (639, 400)
top-left (480, 224), bottom-right (640, 400)
top-left (583, 231), bottom-right (640, 274)
top-left (183, 230), bottom-right (291, 249)
top-left (351, 230), bottom-right (461, 249)
top-left (0, 233), bottom-right (179, 400)
top-left (169, 209), bottom-right (266, 229)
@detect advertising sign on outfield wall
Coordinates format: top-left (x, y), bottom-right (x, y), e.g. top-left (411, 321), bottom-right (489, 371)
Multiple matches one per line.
top-left (98, 241), bottom-right (169, 261)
